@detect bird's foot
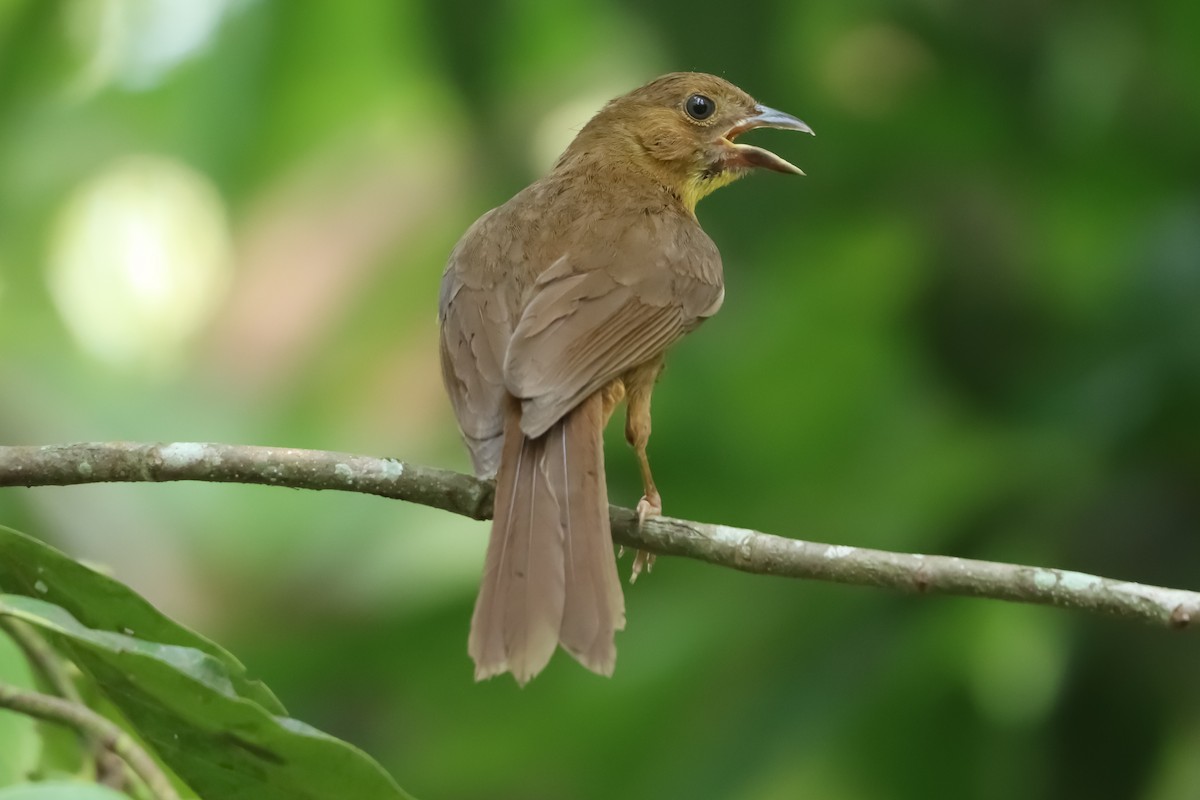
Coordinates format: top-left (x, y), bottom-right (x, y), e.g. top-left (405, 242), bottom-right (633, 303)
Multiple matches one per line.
top-left (636, 492), bottom-right (662, 526)
top-left (629, 492), bottom-right (662, 583)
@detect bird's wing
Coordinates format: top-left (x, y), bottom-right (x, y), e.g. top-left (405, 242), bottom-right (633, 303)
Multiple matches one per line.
top-left (505, 214), bottom-right (724, 438)
top-left (438, 209), bottom-right (517, 477)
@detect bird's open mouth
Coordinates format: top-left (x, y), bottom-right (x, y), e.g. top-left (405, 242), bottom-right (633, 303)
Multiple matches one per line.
top-left (722, 105), bottom-right (814, 175)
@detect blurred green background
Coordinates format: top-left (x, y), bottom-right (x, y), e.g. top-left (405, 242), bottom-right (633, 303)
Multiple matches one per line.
top-left (2, 0), bottom-right (1199, 797)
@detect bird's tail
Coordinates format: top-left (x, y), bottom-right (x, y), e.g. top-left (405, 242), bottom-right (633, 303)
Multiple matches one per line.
top-left (468, 392), bottom-right (626, 685)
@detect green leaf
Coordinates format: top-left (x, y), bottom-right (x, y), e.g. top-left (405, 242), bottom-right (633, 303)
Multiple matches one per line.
top-left (0, 782), bottom-right (130, 800)
top-left (0, 595), bottom-right (415, 800)
top-left (0, 525), bottom-right (283, 714)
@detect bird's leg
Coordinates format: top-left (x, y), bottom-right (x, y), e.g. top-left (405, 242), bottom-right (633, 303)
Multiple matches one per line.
top-left (623, 363), bottom-right (662, 582)
top-left (600, 380), bottom-right (627, 425)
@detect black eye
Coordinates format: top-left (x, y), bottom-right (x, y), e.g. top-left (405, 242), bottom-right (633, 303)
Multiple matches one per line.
top-left (684, 94), bottom-right (715, 120)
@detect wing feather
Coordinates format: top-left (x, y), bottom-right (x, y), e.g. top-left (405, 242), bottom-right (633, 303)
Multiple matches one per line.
top-left (438, 211), bottom-right (517, 477)
top-left (506, 240), bottom-right (721, 439)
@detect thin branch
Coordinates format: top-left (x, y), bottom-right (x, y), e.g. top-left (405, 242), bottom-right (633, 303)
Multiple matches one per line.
top-left (0, 681), bottom-right (181, 800)
top-left (0, 618), bottom-right (130, 788)
top-left (1, 441), bottom-right (1197, 632)
top-left (1, 617), bottom-right (83, 704)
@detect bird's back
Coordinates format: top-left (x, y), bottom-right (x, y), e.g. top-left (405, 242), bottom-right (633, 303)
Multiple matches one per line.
top-left (440, 163), bottom-right (721, 472)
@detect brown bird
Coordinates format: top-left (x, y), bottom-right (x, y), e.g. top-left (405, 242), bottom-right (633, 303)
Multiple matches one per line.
top-left (439, 72), bottom-right (811, 684)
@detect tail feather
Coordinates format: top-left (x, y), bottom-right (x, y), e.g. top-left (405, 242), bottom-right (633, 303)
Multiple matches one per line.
top-left (468, 393), bottom-right (624, 684)
top-left (556, 394), bottom-right (625, 674)
top-left (469, 402), bottom-right (565, 683)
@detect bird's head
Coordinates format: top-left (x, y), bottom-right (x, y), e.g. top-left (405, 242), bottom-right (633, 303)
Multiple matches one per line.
top-left (565, 72), bottom-right (813, 211)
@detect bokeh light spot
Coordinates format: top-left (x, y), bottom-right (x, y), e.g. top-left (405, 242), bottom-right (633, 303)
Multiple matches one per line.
top-left (48, 154), bottom-right (233, 372)
top-left (64, 0), bottom-right (245, 94)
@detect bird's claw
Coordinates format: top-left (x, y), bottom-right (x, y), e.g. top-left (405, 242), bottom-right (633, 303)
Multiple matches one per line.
top-left (630, 549), bottom-right (655, 582)
top-left (635, 492), bottom-right (662, 526)
top-left (629, 493), bottom-right (662, 582)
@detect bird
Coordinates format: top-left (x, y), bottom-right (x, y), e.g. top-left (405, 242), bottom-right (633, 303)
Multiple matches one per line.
top-left (438, 72), bottom-right (812, 685)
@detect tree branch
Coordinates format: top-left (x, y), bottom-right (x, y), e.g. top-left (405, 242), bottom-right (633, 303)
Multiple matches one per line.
top-left (1, 442), bottom-right (1196, 632)
top-left (0, 681), bottom-right (181, 800)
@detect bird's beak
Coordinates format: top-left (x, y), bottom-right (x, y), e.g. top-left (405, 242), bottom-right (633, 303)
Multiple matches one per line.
top-left (723, 105), bottom-right (814, 176)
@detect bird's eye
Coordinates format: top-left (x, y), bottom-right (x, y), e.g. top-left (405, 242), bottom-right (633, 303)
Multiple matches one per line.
top-left (684, 94), bottom-right (715, 121)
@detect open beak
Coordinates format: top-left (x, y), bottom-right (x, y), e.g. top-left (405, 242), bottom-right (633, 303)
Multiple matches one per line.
top-left (723, 105), bottom-right (814, 175)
